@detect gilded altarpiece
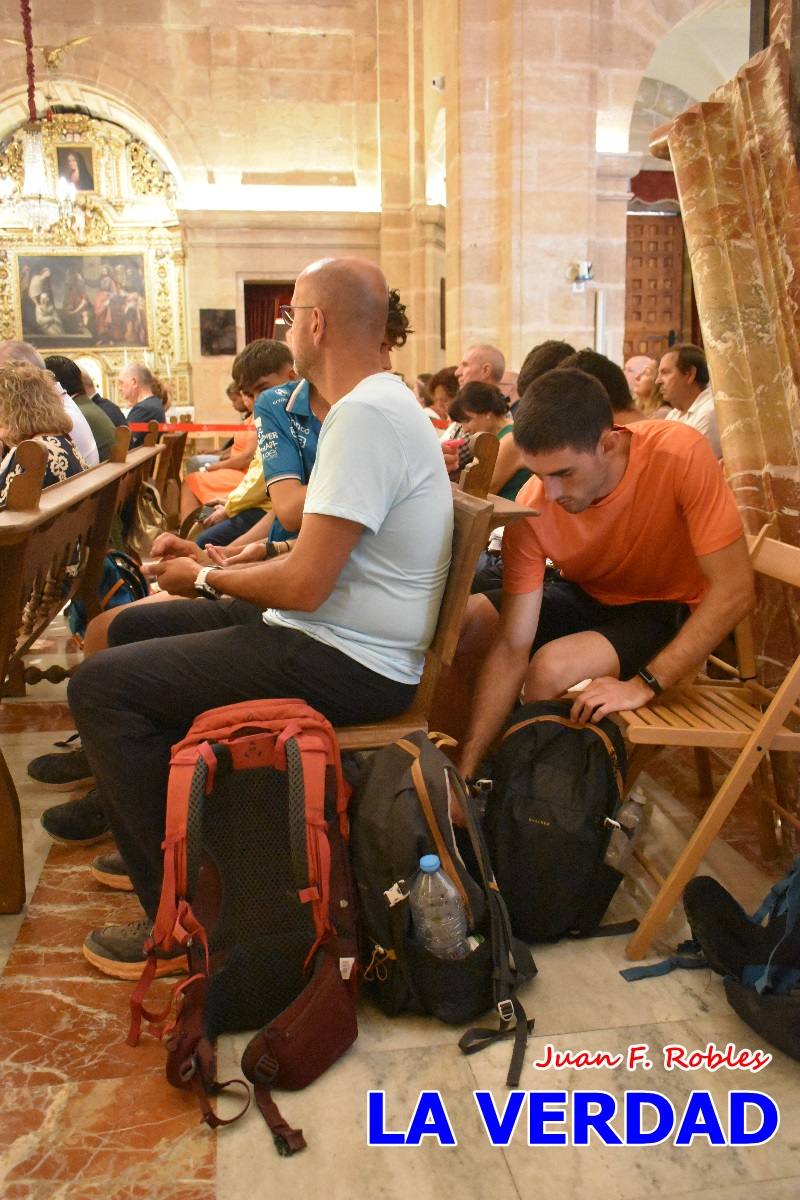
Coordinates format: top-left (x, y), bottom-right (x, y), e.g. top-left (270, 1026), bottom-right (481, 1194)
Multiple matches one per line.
top-left (0, 113), bottom-right (190, 406)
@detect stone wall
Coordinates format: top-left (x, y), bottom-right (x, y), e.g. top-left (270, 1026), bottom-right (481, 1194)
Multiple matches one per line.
top-left (0, 0), bottom-right (726, 391)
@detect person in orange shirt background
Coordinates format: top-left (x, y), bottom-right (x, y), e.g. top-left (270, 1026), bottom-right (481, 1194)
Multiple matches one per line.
top-left (451, 366), bottom-right (755, 783)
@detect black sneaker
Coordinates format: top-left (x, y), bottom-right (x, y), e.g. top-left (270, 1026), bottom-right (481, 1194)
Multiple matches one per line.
top-left (90, 851), bottom-right (133, 891)
top-left (40, 788), bottom-right (110, 846)
top-left (28, 737), bottom-right (94, 790)
top-left (83, 917), bottom-right (188, 980)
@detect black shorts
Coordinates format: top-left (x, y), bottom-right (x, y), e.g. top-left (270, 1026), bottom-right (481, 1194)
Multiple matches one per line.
top-left (483, 578), bottom-right (689, 680)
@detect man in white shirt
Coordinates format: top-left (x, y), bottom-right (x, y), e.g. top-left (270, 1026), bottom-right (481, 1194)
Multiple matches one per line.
top-left (0, 340), bottom-right (99, 465)
top-left (69, 257), bottom-right (453, 977)
top-left (659, 343), bottom-right (720, 458)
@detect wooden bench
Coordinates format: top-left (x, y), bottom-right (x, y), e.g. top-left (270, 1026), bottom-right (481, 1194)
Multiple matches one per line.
top-left (0, 431), bottom-right (161, 913)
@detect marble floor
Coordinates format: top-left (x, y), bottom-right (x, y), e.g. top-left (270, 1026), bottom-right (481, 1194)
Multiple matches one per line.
top-left (1, 641), bottom-right (798, 1200)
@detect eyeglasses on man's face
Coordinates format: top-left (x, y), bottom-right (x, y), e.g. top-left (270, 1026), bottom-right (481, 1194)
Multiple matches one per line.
top-left (279, 304), bottom-right (317, 328)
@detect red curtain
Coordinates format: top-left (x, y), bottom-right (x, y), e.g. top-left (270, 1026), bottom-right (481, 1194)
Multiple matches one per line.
top-left (244, 283), bottom-right (295, 343)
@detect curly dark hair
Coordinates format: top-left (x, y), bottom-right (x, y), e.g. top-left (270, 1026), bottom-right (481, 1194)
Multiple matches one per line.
top-left (385, 287), bottom-right (413, 349)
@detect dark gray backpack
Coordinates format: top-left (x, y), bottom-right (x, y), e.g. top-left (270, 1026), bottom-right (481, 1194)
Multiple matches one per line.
top-left (349, 732), bottom-right (535, 1085)
top-left (485, 701), bottom-right (628, 942)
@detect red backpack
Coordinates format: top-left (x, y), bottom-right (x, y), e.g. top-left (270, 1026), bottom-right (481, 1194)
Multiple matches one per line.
top-left (127, 700), bottom-right (358, 1155)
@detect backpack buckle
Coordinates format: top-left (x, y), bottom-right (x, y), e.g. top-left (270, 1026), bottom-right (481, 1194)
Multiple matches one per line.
top-left (253, 1052), bottom-right (279, 1085)
top-left (383, 882), bottom-right (408, 908)
top-left (497, 998), bottom-right (514, 1024)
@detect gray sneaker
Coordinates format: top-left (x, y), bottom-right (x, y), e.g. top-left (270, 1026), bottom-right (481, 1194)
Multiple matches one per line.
top-left (83, 917), bottom-right (189, 980)
top-left (41, 789), bottom-right (110, 845)
top-left (90, 851), bottom-right (133, 891)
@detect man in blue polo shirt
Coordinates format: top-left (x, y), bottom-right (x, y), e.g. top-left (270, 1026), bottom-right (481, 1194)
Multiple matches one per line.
top-left (254, 376), bottom-right (327, 547)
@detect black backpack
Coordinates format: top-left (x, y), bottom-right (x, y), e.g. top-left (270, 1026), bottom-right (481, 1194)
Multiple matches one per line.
top-left (484, 700), bottom-right (627, 942)
top-left (682, 865), bottom-right (800, 1062)
top-left (349, 732), bottom-right (536, 1084)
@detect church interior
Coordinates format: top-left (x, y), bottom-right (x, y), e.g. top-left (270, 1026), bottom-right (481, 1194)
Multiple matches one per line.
top-left (1, 0), bottom-right (800, 1196)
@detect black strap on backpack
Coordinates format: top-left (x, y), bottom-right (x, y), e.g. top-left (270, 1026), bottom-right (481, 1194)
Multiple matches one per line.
top-left (446, 766), bottom-right (534, 1087)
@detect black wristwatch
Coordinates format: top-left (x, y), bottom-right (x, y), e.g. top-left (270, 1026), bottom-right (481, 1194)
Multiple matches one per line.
top-left (636, 666), bottom-right (662, 696)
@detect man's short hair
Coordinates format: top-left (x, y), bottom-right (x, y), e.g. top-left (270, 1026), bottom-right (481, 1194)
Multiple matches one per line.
top-left (514, 368), bottom-right (613, 455)
top-left (232, 339), bottom-right (294, 391)
top-left (672, 343), bottom-right (710, 387)
top-left (427, 366), bottom-right (459, 398)
top-left (386, 288), bottom-right (412, 349)
top-left (468, 343), bottom-right (505, 382)
top-left (0, 340), bottom-right (46, 369)
top-left (559, 349), bottom-right (634, 412)
top-left (121, 362), bottom-right (156, 391)
top-left (44, 354), bottom-right (84, 397)
top-left (517, 340), bottom-right (575, 397)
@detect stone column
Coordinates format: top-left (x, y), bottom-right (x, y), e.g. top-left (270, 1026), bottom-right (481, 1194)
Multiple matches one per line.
top-left (444, 0), bottom-right (599, 368)
top-left (376, 0), bottom-right (446, 379)
top-left (658, 38), bottom-right (800, 829)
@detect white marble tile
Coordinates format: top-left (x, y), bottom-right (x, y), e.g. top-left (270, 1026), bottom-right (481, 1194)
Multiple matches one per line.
top-left (215, 1042), bottom-right (521, 1200)
top-left (463, 1013), bottom-right (800, 1200)
top-left (654, 1180), bottom-right (800, 1200)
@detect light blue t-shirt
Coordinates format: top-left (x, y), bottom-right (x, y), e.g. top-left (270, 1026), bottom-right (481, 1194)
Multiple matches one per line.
top-left (263, 372), bottom-right (453, 684)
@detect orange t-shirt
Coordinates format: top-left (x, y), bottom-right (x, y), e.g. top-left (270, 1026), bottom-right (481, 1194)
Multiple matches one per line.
top-left (502, 421), bottom-right (743, 607)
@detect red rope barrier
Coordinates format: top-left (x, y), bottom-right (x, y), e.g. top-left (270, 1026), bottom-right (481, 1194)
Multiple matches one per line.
top-left (127, 423), bottom-right (246, 432)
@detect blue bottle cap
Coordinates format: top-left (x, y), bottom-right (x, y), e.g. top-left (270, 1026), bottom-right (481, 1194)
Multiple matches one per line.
top-left (419, 854), bottom-right (441, 872)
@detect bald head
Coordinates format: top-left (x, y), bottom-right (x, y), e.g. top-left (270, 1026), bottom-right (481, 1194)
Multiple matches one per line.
top-left (296, 257), bottom-right (388, 345)
top-left (456, 343), bottom-right (506, 387)
top-left (0, 340), bottom-right (46, 368)
top-left (288, 257), bottom-right (390, 395)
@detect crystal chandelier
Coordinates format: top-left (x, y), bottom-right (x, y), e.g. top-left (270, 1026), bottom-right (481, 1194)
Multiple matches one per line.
top-left (0, 0), bottom-right (78, 235)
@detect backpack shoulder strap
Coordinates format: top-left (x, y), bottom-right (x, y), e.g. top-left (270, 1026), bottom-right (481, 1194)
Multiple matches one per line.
top-left (446, 766), bottom-right (534, 1087)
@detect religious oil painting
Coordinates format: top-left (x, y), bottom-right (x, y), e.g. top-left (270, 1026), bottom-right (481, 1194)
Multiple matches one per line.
top-left (56, 146), bottom-right (95, 192)
top-left (18, 253), bottom-right (148, 349)
top-left (199, 308), bottom-right (237, 356)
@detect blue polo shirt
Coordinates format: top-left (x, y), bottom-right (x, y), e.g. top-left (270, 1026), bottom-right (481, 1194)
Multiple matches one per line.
top-left (253, 379), bottom-right (322, 544)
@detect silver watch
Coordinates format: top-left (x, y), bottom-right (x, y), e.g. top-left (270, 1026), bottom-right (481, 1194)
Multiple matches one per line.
top-left (194, 565), bottom-right (221, 599)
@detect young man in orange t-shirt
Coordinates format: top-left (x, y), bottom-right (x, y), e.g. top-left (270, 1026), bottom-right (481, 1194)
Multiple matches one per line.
top-left (454, 367), bottom-right (755, 783)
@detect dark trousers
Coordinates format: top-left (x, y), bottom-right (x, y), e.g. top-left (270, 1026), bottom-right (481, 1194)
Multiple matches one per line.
top-left (68, 598), bottom-right (416, 917)
top-left (194, 507), bottom-right (266, 549)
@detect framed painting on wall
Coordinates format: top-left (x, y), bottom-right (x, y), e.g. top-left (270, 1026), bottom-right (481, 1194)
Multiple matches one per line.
top-left (199, 308), bottom-right (237, 356)
top-left (17, 253), bottom-right (148, 349)
top-left (56, 146), bottom-right (95, 191)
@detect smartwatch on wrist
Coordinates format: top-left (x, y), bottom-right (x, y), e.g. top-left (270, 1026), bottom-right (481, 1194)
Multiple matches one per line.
top-left (636, 666), bottom-right (662, 696)
top-left (194, 565), bottom-right (222, 600)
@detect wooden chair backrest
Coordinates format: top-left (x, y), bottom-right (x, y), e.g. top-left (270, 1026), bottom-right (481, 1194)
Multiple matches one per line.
top-left (459, 431), bottom-right (499, 499)
top-left (0, 443), bottom-right (160, 695)
top-left (719, 531), bottom-right (800, 683)
top-left (143, 421), bottom-right (160, 447)
top-left (411, 490), bottom-right (495, 714)
top-left (153, 430), bottom-right (188, 493)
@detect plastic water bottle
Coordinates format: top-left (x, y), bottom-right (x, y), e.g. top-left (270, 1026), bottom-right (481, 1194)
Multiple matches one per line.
top-left (604, 797), bottom-right (644, 871)
top-left (408, 854), bottom-right (469, 960)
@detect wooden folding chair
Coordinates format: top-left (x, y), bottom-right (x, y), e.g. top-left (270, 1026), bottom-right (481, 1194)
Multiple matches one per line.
top-left (618, 527), bottom-right (800, 958)
top-left (336, 490), bottom-right (495, 751)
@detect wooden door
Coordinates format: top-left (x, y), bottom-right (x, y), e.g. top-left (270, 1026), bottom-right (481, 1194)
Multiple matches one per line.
top-left (623, 215), bottom-right (684, 360)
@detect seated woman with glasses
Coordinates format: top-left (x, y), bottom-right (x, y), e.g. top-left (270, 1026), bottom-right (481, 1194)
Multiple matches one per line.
top-left (0, 362), bottom-right (88, 508)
